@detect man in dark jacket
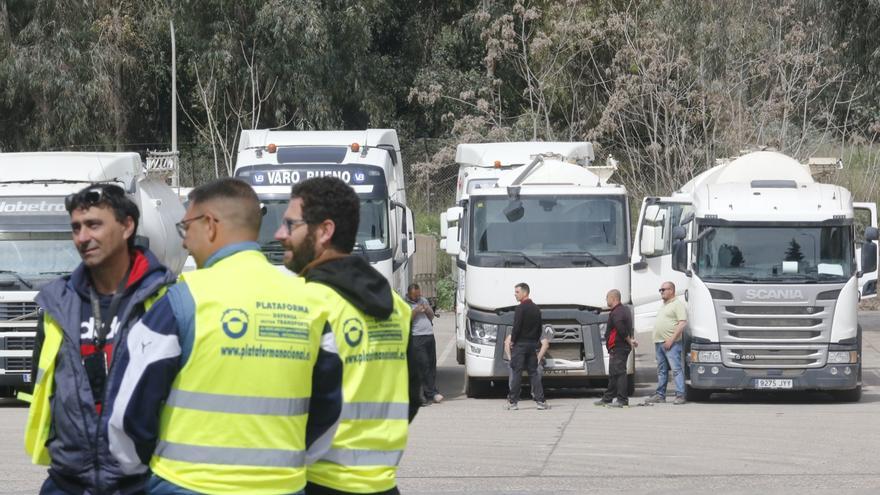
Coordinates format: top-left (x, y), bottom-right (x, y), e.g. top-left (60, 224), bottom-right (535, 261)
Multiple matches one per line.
top-left (595, 289), bottom-right (636, 407)
top-left (25, 183), bottom-right (175, 495)
top-left (274, 176), bottom-right (420, 495)
top-left (503, 283), bottom-right (548, 411)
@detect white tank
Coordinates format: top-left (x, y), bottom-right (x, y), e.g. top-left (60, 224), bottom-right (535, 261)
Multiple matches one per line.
top-left (132, 178), bottom-right (187, 274)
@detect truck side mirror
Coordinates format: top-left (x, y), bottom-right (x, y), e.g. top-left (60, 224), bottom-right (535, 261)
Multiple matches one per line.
top-left (865, 226), bottom-right (879, 242)
top-left (445, 226), bottom-right (460, 255)
top-left (862, 241), bottom-right (877, 274)
top-left (672, 225), bottom-right (687, 241)
top-left (671, 239), bottom-right (687, 273)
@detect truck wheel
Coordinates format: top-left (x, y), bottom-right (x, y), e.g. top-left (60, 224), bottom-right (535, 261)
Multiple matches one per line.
top-left (626, 373), bottom-right (635, 397)
top-left (456, 347), bottom-right (465, 365)
top-left (465, 377), bottom-right (489, 398)
top-left (685, 384), bottom-right (711, 402)
top-left (831, 386), bottom-right (861, 403)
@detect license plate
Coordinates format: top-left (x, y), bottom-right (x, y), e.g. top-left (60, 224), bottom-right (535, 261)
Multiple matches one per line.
top-left (754, 378), bottom-right (792, 389)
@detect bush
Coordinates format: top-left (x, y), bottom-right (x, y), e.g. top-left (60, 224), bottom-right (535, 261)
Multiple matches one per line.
top-left (435, 274), bottom-right (456, 310)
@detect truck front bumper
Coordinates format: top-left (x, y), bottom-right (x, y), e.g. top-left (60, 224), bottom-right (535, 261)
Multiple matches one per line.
top-left (688, 363), bottom-right (859, 391)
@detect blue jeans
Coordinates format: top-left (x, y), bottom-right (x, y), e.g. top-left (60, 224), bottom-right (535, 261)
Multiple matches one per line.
top-left (655, 340), bottom-right (684, 398)
top-left (149, 476), bottom-right (303, 495)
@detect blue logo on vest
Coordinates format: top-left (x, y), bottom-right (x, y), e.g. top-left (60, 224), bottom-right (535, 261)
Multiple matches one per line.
top-left (221, 309), bottom-right (249, 339)
top-left (343, 318), bottom-right (364, 347)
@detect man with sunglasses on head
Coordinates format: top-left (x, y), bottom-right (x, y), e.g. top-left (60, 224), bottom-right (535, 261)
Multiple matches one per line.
top-left (24, 184), bottom-right (177, 495)
top-left (643, 281), bottom-right (688, 405)
top-left (108, 178), bottom-right (342, 495)
top-left (274, 177), bottom-right (420, 495)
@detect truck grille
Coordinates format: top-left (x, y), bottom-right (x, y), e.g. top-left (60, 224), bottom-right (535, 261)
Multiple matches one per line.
top-left (4, 357), bottom-right (31, 372)
top-left (0, 302), bottom-right (39, 321)
top-left (4, 336), bottom-right (33, 351)
top-left (721, 344), bottom-right (825, 368)
top-left (550, 325), bottom-right (582, 343)
top-left (712, 287), bottom-right (835, 345)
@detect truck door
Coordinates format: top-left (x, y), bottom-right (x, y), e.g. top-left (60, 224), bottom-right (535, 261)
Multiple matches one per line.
top-left (630, 197), bottom-right (693, 332)
top-left (442, 203), bottom-right (468, 363)
top-left (854, 202), bottom-right (878, 299)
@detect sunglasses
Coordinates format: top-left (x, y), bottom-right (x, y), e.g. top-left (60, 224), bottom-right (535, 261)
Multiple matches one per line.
top-left (64, 185), bottom-right (125, 212)
top-left (659, 288), bottom-right (672, 293)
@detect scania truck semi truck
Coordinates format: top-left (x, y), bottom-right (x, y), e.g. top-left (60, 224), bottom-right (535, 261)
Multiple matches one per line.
top-left (630, 151), bottom-right (877, 402)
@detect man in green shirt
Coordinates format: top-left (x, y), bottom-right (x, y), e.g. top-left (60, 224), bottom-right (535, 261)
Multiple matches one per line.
top-left (644, 281), bottom-right (688, 405)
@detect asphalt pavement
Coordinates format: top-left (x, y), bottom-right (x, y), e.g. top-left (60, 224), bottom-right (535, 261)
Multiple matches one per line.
top-left (3, 313), bottom-right (880, 494)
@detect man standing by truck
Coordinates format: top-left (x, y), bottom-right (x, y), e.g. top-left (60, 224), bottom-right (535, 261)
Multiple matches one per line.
top-left (504, 283), bottom-right (548, 411)
top-left (406, 283), bottom-right (443, 406)
top-left (595, 289), bottom-right (635, 407)
top-left (274, 176), bottom-right (419, 495)
top-left (644, 281), bottom-right (688, 405)
top-left (24, 184), bottom-right (176, 495)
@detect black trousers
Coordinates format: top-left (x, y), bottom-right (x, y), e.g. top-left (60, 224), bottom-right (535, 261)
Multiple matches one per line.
top-left (508, 342), bottom-right (544, 403)
top-left (602, 349), bottom-right (630, 404)
top-left (412, 334), bottom-right (439, 400)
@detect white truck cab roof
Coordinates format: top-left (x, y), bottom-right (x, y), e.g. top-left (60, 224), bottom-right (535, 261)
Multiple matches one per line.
top-left (0, 152), bottom-right (142, 191)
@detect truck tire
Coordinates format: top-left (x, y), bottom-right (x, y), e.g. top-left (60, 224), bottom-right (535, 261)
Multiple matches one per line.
top-left (626, 373), bottom-right (635, 397)
top-left (831, 386), bottom-right (861, 403)
top-left (456, 347), bottom-right (465, 365)
top-left (685, 384), bottom-right (711, 402)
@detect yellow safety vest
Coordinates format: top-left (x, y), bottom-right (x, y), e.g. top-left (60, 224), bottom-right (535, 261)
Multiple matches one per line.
top-left (24, 290), bottom-right (165, 465)
top-left (150, 250), bottom-right (327, 495)
top-left (307, 285), bottom-right (412, 494)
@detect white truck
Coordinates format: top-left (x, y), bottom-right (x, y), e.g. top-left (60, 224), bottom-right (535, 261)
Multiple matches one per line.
top-left (441, 142), bottom-right (633, 396)
top-left (631, 151), bottom-right (877, 401)
top-left (0, 152), bottom-right (188, 397)
top-left (234, 129), bottom-right (415, 292)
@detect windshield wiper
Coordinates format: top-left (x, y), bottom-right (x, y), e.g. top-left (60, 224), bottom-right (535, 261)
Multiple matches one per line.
top-left (490, 250), bottom-right (540, 268)
top-left (0, 270), bottom-right (34, 289)
top-left (38, 271), bottom-right (72, 275)
top-left (703, 273), bottom-right (758, 283)
top-left (552, 250), bottom-right (608, 267)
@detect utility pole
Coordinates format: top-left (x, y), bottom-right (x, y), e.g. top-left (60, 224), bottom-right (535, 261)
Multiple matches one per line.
top-left (170, 19), bottom-right (179, 188)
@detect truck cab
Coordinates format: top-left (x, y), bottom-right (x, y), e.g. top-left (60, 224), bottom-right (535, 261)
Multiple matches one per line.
top-left (631, 151), bottom-right (877, 401)
top-left (234, 129), bottom-right (415, 293)
top-left (441, 143), bottom-right (632, 396)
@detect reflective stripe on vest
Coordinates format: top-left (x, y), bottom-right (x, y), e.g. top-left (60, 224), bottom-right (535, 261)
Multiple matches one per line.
top-left (322, 448), bottom-right (404, 467)
top-left (167, 390), bottom-right (310, 416)
top-left (340, 402), bottom-right (409, 420)
top-left (151, 250), bottom-right (325, 495)
top-left (156, 441), bottom-right (306, 468)
top-left (307, 288), bottom-right (411, 493)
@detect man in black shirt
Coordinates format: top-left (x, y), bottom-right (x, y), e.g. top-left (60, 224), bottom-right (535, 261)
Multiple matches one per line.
top-left (504, 283), bottom-right (548, 410)
top-left (596, 289), bottom-right (637, 407)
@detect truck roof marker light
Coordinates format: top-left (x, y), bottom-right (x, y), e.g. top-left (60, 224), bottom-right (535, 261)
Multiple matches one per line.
top-left (267, 143), bottom-right (277, 153)
top-left (351, 143), bottom-right (360, 152)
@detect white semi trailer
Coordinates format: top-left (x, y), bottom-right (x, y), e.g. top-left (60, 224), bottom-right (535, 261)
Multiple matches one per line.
top-left (631, 151), bottom-right (877, 401)
top-left (0, 152), bottom-right (188, 397)
top-left (441, 143), bottom-right (632, 396)
top-left (234, 129), bottom-right (415, 293)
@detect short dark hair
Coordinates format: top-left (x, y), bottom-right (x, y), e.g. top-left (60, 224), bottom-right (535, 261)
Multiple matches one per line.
top-left (407, 283), bottom-right (421, 293)
top-left (515, 282), bottom-right (530, 294)
top-left (291, 177), bottom-right (359, 253)
top-left (66, 183), bottom-right (140, 249)
top-left (189, 178), bottom-right (261, 231)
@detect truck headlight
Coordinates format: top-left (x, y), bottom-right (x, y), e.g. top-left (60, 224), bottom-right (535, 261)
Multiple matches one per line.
top-left (690, 350), bottom-right (722, 363)
top-left (827, 351), bottom-right (858, 364)
top-left (467, 321), bottom-right (498, 345)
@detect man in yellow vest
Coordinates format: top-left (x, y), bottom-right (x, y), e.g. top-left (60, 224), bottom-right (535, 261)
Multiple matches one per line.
top-left (24, 183), bottom-right (176, 494)
top-left (274, 176), bottom-right (421, 495)
top-left (108, 178), bottom-right (342, 495)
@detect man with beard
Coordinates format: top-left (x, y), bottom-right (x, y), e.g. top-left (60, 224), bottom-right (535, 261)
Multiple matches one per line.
top-left (274, 176), bottom-right (420, 495)
top-left (25, 183), bottom-right (176, 495)
top-left (108, 178), bottom-right (342, 494)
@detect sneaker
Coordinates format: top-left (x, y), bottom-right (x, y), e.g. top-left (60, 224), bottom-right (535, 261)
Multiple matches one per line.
top-left (593, 399), bottom-right (611, 407)
top-left (643, 394), bottom-right (666, 404)
top-left (506, 401), bottom-right (518, 410)
top-left (673, 396), bottom-right (687, 405)
top-left (433, 393), bottom-right (444, 404)
top-left (608, 401), bottom-right (629, 408)
top-left (420, 400), bottom-right (432, 407)
top-left (535, 401), bottom-right (549, 410)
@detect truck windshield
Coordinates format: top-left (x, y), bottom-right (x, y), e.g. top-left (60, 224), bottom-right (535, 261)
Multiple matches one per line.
top-left (0, 235), bottom-right (81, 277)
top-left (695, 225), bottom-right (853, 283)
top-left (470, 195), bottom-right (628, 267)
top-left (257, 198), bottom-right (389, 257)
